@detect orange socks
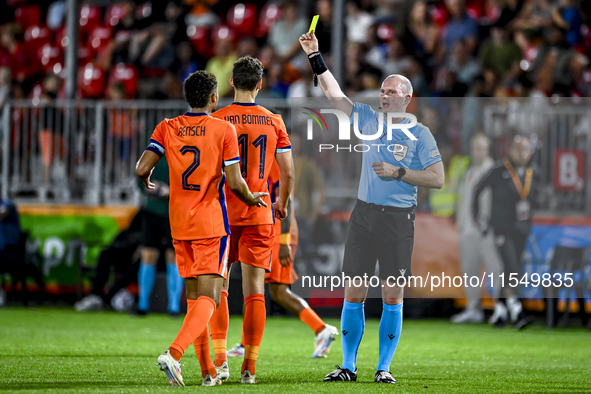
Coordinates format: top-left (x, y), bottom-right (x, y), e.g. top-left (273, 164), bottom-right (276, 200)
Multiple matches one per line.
top-left (241, 293), bottom-right (266, 374)
top-left (170, 296), bottom-right (216, 361)
top-left (209, 290), bottom-right (229, 366)
top-left (299, 307), bottom-right (326, 335)
top-left (193, 326), bottom-right (216, 378)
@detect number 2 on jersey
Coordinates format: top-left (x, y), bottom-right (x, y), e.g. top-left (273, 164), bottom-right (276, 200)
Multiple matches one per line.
top-left (180, 145), bottom-right (201, 191)
top-left (238, 134), bottom-right (267, 179)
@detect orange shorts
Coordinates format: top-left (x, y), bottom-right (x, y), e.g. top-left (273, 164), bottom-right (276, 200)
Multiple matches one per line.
top-left (265, 244), bottom-right (298, 284)
top-left (173, 236), bottom-right (229, 279)
top-left (228, 224), bottom-right (274, 271)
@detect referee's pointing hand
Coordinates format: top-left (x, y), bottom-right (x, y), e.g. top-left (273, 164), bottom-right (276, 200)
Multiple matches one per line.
top-left (372, 162), bottom-right (400, 178)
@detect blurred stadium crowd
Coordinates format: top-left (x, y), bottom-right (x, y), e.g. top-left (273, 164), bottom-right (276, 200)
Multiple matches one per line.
top-left (1, 0), bottom-right (590, 105)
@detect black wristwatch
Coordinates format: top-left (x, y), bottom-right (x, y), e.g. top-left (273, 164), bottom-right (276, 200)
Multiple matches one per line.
top-left (394, 168), bottom-right (406, 181)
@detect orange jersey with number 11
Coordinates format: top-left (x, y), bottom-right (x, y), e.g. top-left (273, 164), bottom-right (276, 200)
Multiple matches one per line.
top-left (148, 112), bottom-right (240, 240)
top-left (212, 103), bottom-right (291, 226)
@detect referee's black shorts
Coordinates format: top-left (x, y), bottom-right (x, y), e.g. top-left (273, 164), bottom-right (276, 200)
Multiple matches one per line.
top-left (342, 199), bottom-right (415, 280)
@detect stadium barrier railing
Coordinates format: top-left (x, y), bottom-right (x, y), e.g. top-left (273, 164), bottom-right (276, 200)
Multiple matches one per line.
top-left (1, 98), bottom-right (589, 215)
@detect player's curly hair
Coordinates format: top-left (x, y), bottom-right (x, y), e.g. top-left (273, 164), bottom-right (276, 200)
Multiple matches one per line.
top-left (232, 56), bottom-right (264, 91)
top-left (183, 70), bottom-right (217, 109)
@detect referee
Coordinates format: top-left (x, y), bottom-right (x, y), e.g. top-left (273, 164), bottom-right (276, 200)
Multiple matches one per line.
top-left (299, 32), bottom-right (444, 384)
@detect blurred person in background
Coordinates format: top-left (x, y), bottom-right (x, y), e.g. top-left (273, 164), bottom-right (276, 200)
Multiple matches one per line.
top-left (128, 1), bottom-right (188, 70)
top-left (346, 0), bottom-right (374, 44)
top-left (74, 219), bottom-right (142, 312)
top-left (435, 70), bottom-right (468, 97)
top-left (405, 59), bottom-right (429, 98)
top-left (151, 72), bottom-right (184, 100)
top-left (421, 106), bottom-right (452, 146)
top-left (106, 83), bottom-right (137, 184)
top-left (205, 35), bottom-right (237, 97)
top-left (345, 42), bottom-right (382, 94)
top-left (0, 198), bottom-right (21, 306)
top-left (482, 69), bottom-right (499, 96)
top-left (556, 0), bottom-right (583, 46)
top-left (513, 0), bottom-right (568, 32)
top-left (357, 70), bottom-right (383, 97)
top-left (134, 159), bottom-right (183, 317)
top-left (100, 1), bottom-right (150, 67)
top-left (236, 37), bottom-right (259, 59)
top-left (268, 0), bottom-right (307, 62)
top-left (314, 0), bottom-right (335, 54)
top-left (287, 67), bottom-right (326, 99)
top-left (514, 29), bottom-right (542, 66)
top-left (37, 74), bottom-right (66, 191)
top-left (428, 141), bottom-right (469, 218)
top-left (381, 36), bottom-right (412, 77)
top-left (172, 42), bottom-right (203, 87)
top-left (478, 22), bottom-right (522, 81)
top-left (527, 25), bottom-right (576, 95)
top-left (76, 160), bottom-right (183, 316)
top-left (445, 39), bottom-right (481, 86)
top-left (451, 134), bottom-right (502, 323)
top-left (0, 24), bottom-right (40, 95)
top-left (443, 0), bottom-right (478, 55)
top-left (406, 0), bottom-right (440, 60)
top-left (495, 0), bottom-right (525, 28)
top-left (264, 61), bottom-right (290, 98)
top-left (460, 76), bottom-right (487, 155)
top-left (473, 135), bottom-right (539, 330)
top-left (291, 133), bottom-right (325, 262)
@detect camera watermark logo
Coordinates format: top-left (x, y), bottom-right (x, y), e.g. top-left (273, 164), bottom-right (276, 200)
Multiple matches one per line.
top-left (303, 107), bottom-right (418, 141)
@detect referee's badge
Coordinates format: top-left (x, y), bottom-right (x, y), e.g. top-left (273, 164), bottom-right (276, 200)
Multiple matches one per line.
top-left (392, 144), bottom-right (408, 162)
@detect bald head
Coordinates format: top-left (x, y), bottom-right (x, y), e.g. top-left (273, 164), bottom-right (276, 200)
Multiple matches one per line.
top-left (384, 74), bottom-right (413, 96)
top-left (380, 74), bottom-right (413, 113)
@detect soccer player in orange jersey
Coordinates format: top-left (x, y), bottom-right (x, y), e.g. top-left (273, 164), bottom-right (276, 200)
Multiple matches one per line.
top-left (226, 161), bottom-right (338, 359)
top-left (135, 70), bottom-right (268, 387)
top-left (208, 56), bottom-right (293, 384)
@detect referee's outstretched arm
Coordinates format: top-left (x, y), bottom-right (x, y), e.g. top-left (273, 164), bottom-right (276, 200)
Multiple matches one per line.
top-left (299, 32), bottom-right (354, 117)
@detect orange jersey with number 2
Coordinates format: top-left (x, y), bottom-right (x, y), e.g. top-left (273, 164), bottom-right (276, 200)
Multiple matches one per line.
top-left (148, 112), bottom-right (240, 240)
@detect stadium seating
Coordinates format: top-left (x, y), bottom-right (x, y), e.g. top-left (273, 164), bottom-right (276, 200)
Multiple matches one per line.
top-left (376, 23), bottom-right (394, 42)
top-left (135, 2), bottom-right (152, 21)
top-left (14, 4), bottom-right (41, 29)
top-left (79, 4), bottom-right (102, 40)
top-left (78, 62), bottom-right (106, 98)
top-left (105, 3), bottom-right (126, 27)
top-left (109, 63), bottom-right (139, 98)
top-left (227, 3), bottom-right (258, 38)
top-left (256, 2), bottom-right (281, 38)
top-left (87, 26), bottom-right (112, 56)
top-left (187, 26), bottom-right (210, 57)
top-left (24, 25), bottom-right (52, 57)
top-left (38, 43), bottom-right (63, 74)
top-left (212, 25), bottom-right (236, 43)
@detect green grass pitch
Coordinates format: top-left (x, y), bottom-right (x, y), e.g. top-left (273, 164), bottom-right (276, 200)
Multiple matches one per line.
top-left (0, 308), bottom-right (590, 393)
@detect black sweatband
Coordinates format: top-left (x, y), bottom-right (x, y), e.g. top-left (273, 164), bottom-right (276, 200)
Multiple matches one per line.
top-left (308, 51), bottom-right (328, 75)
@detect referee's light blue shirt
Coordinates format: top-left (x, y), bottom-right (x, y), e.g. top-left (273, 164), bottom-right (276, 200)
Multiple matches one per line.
top-left (350, 102), bottom-right (442, 208)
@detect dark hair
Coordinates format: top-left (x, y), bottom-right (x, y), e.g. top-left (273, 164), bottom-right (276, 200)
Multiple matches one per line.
top-left (232, 56), bottom-right (264, 91)
top-left (183, 70), bottom-right (217, 108)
